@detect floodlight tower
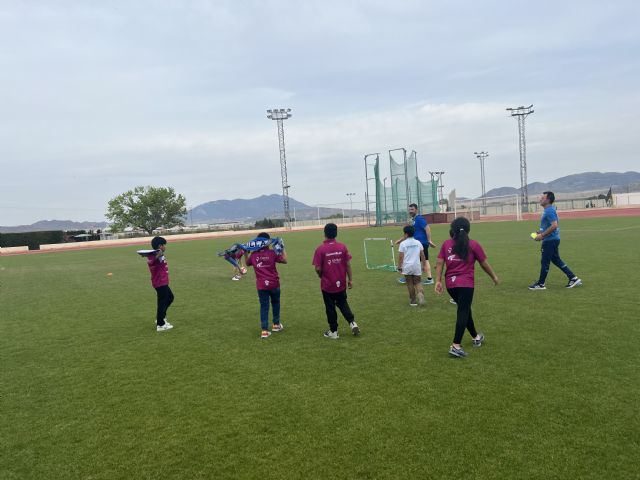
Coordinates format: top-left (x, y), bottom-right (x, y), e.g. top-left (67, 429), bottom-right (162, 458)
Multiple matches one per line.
top-left (346, 193), bottom-right (356, 221)
top-left (506, 105), bottom-right (534, 213)
top-left (267, 108), bottom-right (293, 226)
top-left (474, 151), bottom-right (489, 211)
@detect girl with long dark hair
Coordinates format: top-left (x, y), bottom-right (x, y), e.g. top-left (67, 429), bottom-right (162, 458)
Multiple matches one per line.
top-left (435, 217), bottom-right (499, 357)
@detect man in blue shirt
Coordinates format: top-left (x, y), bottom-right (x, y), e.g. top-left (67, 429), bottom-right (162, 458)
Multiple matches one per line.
top-left (529, 191), bottom-right (582, 290)
top-left (396, 203), bottom-right (436, 284)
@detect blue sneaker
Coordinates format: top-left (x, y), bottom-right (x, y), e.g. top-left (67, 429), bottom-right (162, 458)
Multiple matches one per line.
top-left (422, 278), bottom-right (434, 285)
top-left (397, 277), bottom-right (406, 284)
top-left (528, 282), bottom-right (546, 290)
top-left (449, 345), bottom-right (468, 358)
top-left (472, 333), bottom-right (485, 348)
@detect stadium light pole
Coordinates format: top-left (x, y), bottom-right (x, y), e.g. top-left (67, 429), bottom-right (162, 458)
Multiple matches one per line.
top-left (266, 108), bottom-right (293, 227)
top-left (346, 193), bottom-right (356, 222)
top-left (506, 105), bottom-right (534, 213)
top-left (474, 151), bottom-right (489, 213)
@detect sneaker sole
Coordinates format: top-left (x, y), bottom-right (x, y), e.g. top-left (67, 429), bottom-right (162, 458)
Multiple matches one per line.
top-left (528, 287), bottom-right (546, 290)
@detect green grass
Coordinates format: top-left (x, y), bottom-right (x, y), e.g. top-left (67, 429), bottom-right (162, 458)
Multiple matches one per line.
top-left (1, 217), bottom-right (639, 479)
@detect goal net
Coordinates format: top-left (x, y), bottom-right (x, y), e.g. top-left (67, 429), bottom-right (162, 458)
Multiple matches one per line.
top-left (454, 194), bottom-right (522, 221)
top-left (363, 238), bottom-right (397, 271)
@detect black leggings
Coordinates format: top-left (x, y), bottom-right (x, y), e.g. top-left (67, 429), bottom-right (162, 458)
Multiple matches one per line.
top-left (322, 290), bottom-right (355, 332)
top-left (155, 285), bottom-right (174, 325)
top-left (447, 287), bottom-right (477, 344)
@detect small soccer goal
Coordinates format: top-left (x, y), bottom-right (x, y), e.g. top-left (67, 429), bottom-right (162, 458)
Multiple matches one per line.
top-left (363, 238), bottom-right (397, 271)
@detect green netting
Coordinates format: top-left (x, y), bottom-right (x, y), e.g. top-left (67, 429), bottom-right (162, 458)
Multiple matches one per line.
top-left (373, 150), bottom-right (438, 225)
top-left (363, 238), bottom-right (397, 271)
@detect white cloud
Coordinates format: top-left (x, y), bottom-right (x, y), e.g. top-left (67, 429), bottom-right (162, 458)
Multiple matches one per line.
top-left (0, 1), bottom-right (638, 224)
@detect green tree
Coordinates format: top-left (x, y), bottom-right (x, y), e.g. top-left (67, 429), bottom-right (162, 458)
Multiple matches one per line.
top-left (106, 186), bottom-right (187, 234)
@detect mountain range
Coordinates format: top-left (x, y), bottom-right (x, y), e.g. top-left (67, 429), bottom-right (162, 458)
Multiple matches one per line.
top-left (484, 171), bottom-right (640, 198)
top-left (0, 220), bottom-right (108, 234)
top-left (2, 171), bottom-right (638, 232)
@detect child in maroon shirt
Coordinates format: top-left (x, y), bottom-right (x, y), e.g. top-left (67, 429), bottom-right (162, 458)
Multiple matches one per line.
top-left (245, 232), bottom-right (287, 339)
top-left (435, 217), bottom-right (498, 357)
top-left (147, 236), bottom-right (174, 332)
top-left (312, 223), bottom-right (360, 339)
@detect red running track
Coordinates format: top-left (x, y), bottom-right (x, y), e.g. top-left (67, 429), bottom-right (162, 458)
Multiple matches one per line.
top-left (482, 207), bottom-right (640, 223)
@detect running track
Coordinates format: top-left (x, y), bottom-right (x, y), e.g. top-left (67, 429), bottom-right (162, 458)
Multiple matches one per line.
top-left (2, 208), bottom-right (638, 256)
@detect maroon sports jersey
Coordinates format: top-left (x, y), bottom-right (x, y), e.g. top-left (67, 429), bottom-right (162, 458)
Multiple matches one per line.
top-left (312, 240), bottom-right (352, 293)
top-left (247, 249), bottom-right (285, 290)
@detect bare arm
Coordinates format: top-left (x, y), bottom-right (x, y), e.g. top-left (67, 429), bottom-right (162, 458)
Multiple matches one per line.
top-left (315, 266), bottom-right (322, 278)
top-left (394, 233), bottom-right (408, 245)
top-left (479, 259), bottom-right (499, 285)
top-left (346, 261), bottom-right (353, 288)
top-left (434, 258), bottom-right (445, 293)
top-left (426, 225), bottom-right (436, 247)
top-left (535, 220), bottom-right (558, 241)
top-left (420, 250), bottom-right (426, 272)
top-left (279, 251), bottom-right (288, 264)
top-left (398, 252), bottom-right (405, 271)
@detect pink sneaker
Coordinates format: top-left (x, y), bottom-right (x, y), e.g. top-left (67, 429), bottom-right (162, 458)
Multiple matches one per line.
top-left (271, 323), bottom-right (284, 332)
top-left (260, 330), bottom-right (271, 339)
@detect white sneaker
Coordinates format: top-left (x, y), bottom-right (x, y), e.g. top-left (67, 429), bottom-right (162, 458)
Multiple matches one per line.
top-left (232, 275), bottom-right (241, 281)
top-left (350, 321), bottom-right (360, 336)
top-left (323, 330), bottom-right (339, 339)
top-left (157, 322), bottom-right (173, 332)
top-left (449, 298), bottom-right (457, 305)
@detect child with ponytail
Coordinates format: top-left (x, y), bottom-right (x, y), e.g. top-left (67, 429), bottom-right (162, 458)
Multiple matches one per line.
top-left (435, 217), bottom-right (499, 357)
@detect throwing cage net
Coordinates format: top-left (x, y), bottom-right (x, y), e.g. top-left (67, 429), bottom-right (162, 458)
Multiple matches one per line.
top-left (367, 150), bottom-right (438, 225)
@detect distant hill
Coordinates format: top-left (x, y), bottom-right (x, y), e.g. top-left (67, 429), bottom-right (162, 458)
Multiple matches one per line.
top-left (0, 220), bottom-right (108, 234)
top-left (189, 194), bottom-right (353, 223)
top-left (484, 171), bottom-right (640, 198)
top-left (189, 194), bottom-right (312, 223)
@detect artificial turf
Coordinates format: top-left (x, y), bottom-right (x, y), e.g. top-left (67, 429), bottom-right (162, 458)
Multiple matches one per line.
top-left (1, 216), bottom-right (639, 479)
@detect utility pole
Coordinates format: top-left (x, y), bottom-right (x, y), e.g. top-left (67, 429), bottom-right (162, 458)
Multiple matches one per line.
top-left (267, 108), bottom-right (293, 227)
top-left (474, 151), bottom-right (489, 212)
top-left (507, 105), bottom-right (534, 213)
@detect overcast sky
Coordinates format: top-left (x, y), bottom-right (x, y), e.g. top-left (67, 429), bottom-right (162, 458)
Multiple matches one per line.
top-left (1, 0), bottom-right (638, 225)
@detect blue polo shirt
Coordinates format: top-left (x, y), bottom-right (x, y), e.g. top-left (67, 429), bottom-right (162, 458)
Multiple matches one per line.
top-left (540, 206), bottom-right (560, 242)
top-left (412, 214), bottom-right (429, 245)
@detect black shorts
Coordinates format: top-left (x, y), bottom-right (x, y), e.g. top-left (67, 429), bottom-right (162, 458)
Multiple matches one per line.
top-left (421, 243), bottom-right (429, 260)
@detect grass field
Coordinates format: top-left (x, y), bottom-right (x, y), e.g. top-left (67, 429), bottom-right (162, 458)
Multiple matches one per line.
top-left (2, 216), bottom-right (639, 479)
